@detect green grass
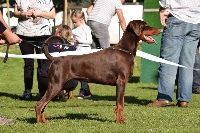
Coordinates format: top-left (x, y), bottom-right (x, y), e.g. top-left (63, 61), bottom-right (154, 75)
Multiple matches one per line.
top-left (0, 45), bottom-right (200, 133)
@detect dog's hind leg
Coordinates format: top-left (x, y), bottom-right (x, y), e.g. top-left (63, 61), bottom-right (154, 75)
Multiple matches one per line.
top-left (35, 83), bottom-right (64, 123)
top-left (35, 100), bottom-right (50, 123)
top-left (115, 78), bottom-right (126, 123)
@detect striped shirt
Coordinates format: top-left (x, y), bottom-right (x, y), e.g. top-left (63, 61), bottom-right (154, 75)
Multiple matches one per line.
top-left (160, 0), bottom-right (200, 24)
top-left (87, 0), bottom-right (123, 25)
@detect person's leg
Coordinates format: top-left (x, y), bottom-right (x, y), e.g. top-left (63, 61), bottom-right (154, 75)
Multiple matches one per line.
top-left (37, 76), bottom-right (48, 99)
top-left (88, 20), bottom-right (110, 49)
top-left (78, 81), bottom-right (92, 99)
top-left (63, 79), bottom-right (78, 91)
top-left (62, 79), bottom-right (78, 101)
top-left (177, 24), bottom-right (200, 102)
top-left (192, 44), bottom-right (200, 93)
top-left (19, 37), bottom-right (34, 100)
top-left (35, 36), bottom-right (50, 97)
top-left (35, 37), bottom-right (48, 69)
top-left (81, 81), bottom-right (87, 88)
top-left (97, 23), bottom-right (110, 48)
top-left (157, 17), bottom-right (187, 102)
top-left (87, 20), bottom-right (100, 49)
top-left (92, 33), bottom-right (101, 49)
top-left (147, 17), bottom-right (186, 107)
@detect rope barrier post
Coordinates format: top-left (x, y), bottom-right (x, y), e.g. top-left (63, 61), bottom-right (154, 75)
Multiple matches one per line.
top-left (140, 0), bottom-right (163, 84)
top-left (6, 0), bottom-right (10, 28)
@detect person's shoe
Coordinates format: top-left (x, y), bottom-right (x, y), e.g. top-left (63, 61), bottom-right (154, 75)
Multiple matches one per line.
top-left (19, 91), bottom-right (32, 100)
top-left (146, 100), bottom-right (171, 107)
top-left (78, 90), bottom-right (92, 99)
top-left (176, 101), bottom-right (188, 107)
top-left (192, 87), bottom-right (200, 94)
top-left (0, 116), bottom-right (16, 125)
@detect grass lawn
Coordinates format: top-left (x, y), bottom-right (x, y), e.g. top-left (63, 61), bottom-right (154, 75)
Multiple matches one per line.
top-left (0, 45), bottom-right (200, 133)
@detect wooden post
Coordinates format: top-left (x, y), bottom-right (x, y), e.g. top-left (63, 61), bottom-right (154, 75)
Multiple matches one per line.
top-left (63, 0), bottom-right (68, 24)
top-left (6, 0), bottom-right (10, 28)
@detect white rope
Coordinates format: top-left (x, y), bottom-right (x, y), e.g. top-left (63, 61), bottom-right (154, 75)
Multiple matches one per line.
top-left (0, 49), bottom-right (197, 70)
top-left (136, 50), bottom-right (187, 68)
top-left (0, 49), bottom-right (102, 59)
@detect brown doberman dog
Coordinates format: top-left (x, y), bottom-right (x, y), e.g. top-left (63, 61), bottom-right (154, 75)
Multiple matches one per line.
top-left (35, 20), bottom-right (160, 123)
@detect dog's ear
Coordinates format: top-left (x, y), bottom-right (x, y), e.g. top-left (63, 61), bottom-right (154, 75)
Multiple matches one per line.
top-left (128, 20), bottom-right (145, 36)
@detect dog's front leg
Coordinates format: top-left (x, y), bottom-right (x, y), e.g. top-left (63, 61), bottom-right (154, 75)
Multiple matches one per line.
top-left (115, 79), bottom-right (126, 123)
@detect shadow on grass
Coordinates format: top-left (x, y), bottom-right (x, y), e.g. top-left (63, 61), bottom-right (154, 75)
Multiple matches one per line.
top-left (89, 95), bottom-right (152, 105)
top-left (0, 91), bottom-right (153, 105)
top-left (62, 113), bottom-right (112, 122)
top-left (128, 76), bottom-right (140, 83)
top-left (0, 92), bottom-right (62, 102)
top-left (17, 117), bottom-right (36, 124)
top-left (20, 113), bottom-right (113, 124)
top-left (0, 92), bottom-right (40, 101)
top-left (0, 92), bottom-right (19, 99)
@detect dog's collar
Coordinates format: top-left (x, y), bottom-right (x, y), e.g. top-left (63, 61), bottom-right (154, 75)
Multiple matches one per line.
top-left (110, 47), bottom-right (132, 55)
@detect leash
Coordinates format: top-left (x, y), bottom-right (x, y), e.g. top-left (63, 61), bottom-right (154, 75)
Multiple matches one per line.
top-left (22, 40), bottom-right (75, 49)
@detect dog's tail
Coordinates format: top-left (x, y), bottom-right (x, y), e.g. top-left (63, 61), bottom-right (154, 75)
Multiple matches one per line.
top-left (43, 36), bottom-right (65, 62)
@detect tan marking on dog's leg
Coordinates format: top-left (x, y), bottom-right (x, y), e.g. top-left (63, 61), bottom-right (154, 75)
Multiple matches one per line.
top-left (35, 103), bottom-right (42, 123)
top-left (115, 106), bottom-right (125, 123)
top-left (35, 101), bottom-right (50, 123)
top-left (41, 102), bottom-right (49, 123)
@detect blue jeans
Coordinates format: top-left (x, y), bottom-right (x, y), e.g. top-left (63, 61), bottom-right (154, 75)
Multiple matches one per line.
top-left (87, 20), bottom-right (110, 49)
top-left (157, 16), bottom-right (200, 102)
top-left (193, 45), bottom-right (200, 89)
top-left (81, 81), bottom-right (89, 89)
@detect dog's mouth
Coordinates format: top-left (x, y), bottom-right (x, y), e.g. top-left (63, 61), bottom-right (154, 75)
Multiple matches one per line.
top-left (144, 35), bottom-right (157, 44)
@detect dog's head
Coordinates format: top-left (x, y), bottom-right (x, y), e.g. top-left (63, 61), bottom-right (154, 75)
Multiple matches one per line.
top-left (127, 20), bottom-right (160, 44)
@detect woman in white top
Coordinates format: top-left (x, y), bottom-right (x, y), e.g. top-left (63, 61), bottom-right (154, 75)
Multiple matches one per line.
top-left (14, 0), bottom-right (56, 100)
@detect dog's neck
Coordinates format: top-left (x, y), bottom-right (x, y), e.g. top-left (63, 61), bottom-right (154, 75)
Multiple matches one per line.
top-left (109, 47), bottom-right (132, 55)
top-left (114, 30), bottom-right (139, 56)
